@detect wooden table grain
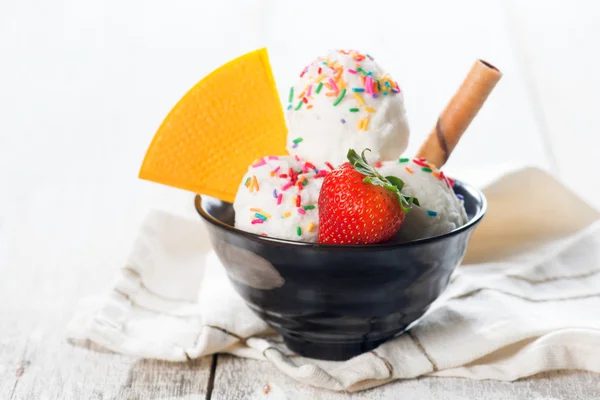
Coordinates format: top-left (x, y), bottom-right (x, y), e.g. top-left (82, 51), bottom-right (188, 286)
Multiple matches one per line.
top-left (2, 0), bottom-right (600, 398)
top-left (212, 356), bottom-right (600, 400)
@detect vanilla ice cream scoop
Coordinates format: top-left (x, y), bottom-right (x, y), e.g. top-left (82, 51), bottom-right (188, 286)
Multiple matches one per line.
top-left (233, 155), bottom-right (330, 242)
top-left (286, 49), bottom-right (409, 166)
top-left (378, 158), bottom-right (467, 241)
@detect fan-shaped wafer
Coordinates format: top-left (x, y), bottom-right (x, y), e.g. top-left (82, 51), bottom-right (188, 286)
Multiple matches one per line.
top-left (139, 48), bottom-right (287, 203)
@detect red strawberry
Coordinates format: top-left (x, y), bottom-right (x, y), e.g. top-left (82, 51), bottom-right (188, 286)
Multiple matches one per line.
top-left (318, 149), bottom-right (418, 245)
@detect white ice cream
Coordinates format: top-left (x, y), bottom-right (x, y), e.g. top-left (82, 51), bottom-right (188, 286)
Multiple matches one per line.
top-left (286, 49), bottom-right (409, 166)
top-left (234, 50), bottom-right (464, 243)
top-left (233, 155), bottom-right (329, 242)
top-left (378, 158), bottom-right (468, 241)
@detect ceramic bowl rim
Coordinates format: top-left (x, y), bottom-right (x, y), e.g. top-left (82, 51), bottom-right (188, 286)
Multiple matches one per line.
top-left (195, 179), bottom-right (487, 251)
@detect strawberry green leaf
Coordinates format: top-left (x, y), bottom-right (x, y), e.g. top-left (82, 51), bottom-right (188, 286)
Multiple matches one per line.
top-left (347, 148), bottom-right (419, 213)
top-left (386, 176), bottom-right (404, 192)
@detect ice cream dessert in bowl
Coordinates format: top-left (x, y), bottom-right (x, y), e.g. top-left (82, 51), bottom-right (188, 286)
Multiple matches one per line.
top-left (139, 49), bottom-right (501, 360)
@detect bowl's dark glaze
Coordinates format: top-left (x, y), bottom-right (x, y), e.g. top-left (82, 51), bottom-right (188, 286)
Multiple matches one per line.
top-left (195, 181), bottom-right (486, 360)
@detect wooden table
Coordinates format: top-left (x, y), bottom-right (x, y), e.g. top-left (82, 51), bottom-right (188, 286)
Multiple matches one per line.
top-left (2, 0), bottom-right (600, 398)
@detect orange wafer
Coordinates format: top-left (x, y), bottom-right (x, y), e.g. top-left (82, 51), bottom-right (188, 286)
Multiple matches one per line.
top-left (416, 60), bottom-right (502, 168)
top-left (139, 48), bottom-right (287, 203)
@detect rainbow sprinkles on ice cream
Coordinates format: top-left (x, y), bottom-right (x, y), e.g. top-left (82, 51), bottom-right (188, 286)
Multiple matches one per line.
top-left (286, 50), bottom-right (410, 166)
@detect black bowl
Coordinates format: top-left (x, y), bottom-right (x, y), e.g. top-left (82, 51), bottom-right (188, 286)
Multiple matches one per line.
top-left (195, 180), bottom-right (486, 361)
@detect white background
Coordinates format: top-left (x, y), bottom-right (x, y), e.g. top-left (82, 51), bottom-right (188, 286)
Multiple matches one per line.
top-left (3, 0), bottom-right (600, 209)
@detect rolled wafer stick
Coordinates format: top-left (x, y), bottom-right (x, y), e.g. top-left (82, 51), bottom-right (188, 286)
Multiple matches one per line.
top-left (416, 60), bottom-right (502, 168)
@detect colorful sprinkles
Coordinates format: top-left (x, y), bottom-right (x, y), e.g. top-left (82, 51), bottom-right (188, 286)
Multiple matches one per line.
top-left (246, 156), bottom-right (460, 239)
top-left (413, 159), bottom-right (430, 168)
top-left (246, 157), bottom-right (331, 238)
top-left (353, 93), bottom-right (365, 105)
top-left (288, 49), bottom-right (402, 133)
top-left (333, 88), bottom-right (346, 106)
top-left (254, 213), bottom-right (267, 221)
top-left (329, 78), bottom-right (339, 93)
top-left (316, 82), bottom-right (324, 94)
top-left (399, 158), bottom-right (458, 189)
top-left (358, 117), bottom-right (370, 131)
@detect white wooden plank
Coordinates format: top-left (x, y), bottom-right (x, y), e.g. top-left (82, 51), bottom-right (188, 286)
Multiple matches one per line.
top-left (212, 355), bottom-right (600, 400)
top-left (503, 0), bottom-right (600, 208)
top-left (0, 184), bottom-right (214, 399)
top-left (0, 323), bottom-right (28, 400)
top-left (1, 317), bottom-right (212, 399)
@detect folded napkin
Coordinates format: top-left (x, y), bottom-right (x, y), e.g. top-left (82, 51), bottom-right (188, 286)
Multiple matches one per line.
top-left (67, 167), bottom-right (600, 392)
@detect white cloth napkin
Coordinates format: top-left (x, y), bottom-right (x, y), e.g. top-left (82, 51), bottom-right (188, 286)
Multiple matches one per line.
top-left (67, 167), bottom-right (600, 392)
